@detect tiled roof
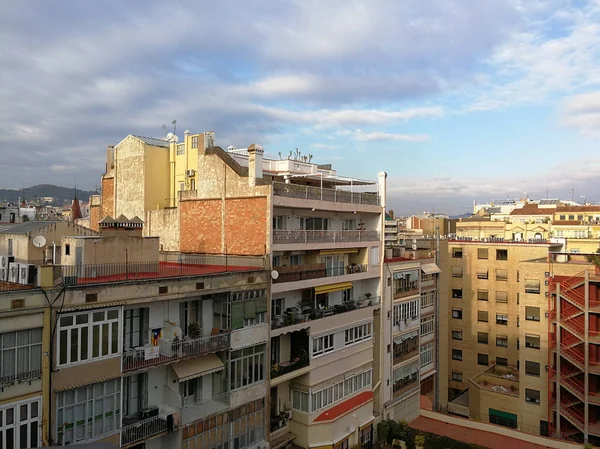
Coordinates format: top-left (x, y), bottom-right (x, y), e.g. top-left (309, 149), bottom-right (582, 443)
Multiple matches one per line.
top-left (131, 135), bottom-right (170, 148)
top-left (553, 220), bottom-right (583, 225)
top-left (313, 390), bottom-right (373, 422)
top-left (556, 205), bottom-right (600, 213)
top-left (0, 221), bottom-right (60, 234)
top-left (509, 204), bottom-right (552, 216)
top-left (486, 207), bottom-right (502, 214)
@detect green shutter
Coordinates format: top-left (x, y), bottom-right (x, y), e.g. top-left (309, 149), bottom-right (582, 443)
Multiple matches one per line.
top-left (255, 298), bottom-right (267, 313)
top-left (244, 300), bottom-right (257, 319)
top-left (231, 302), bottom-right (245, 329)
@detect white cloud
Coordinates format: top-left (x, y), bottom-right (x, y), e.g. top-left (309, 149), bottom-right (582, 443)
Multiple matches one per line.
top-left (355, 131), bottom-right (430, 142)
top-left (561, 90), bottom-right (600, 137)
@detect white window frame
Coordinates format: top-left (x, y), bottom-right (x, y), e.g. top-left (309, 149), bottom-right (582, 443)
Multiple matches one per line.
top-left (0, 396), bottom-right (41, 449)
top-left (420, 315), bottom-right (434, 336)
top-left (393, 299), bottom-right (419, 325)
top-left (312, 334), bottom-right (334, 357)
top-left (311, 369), bottom-right (372, 413)
top-left (229, 344), bottom-right (266, 391)
top-left (292, 390), bottom-right (309, 412)
top-left (56, 379), bottom-right (121, 445)
top-left (0, 328), bottom-right (42, 385)
top-left (420, 292), bottom-right (435, 309)
top-left (344, 322), bottom-right (373, 346)
top-left (57, 308), bottom-right (121, 367)
top-left (244, 311), bottom-right (266, 327)
top-left (420, 343), bottom-right (434, 367)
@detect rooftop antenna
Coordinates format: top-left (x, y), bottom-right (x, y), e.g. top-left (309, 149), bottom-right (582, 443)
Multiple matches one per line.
top-left (571, 188), bottom-right (575, 202)
top-left (546, 188), bottom-right (549, 199)
top-left (172, 120), bottom-right (177, 136)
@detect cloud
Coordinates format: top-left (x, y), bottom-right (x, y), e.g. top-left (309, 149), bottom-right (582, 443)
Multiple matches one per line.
top-left (355, 131), bottom-right (431, 142)
top-left (561, 90), bottom-right (600, 137)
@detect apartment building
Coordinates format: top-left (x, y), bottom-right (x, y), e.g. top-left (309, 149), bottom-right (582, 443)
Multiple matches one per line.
top-left (445, 239), bottom-right (564, 437)
top-left (385, 213), bottom-right (399, 246)
top-left (92, 132), bottom-right (388, 449)
top-left (1, 216), bottom-right (271, 449)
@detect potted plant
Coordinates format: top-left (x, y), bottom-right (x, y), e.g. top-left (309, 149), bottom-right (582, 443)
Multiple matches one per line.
top-left (415, 434), bottom-right (425, 449)
top-left (188, 322), bottom-right (202, 339)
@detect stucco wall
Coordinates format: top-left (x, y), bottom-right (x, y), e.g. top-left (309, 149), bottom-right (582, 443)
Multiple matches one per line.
top-left (146, 208), bottom-right (180, 252)
top-left (115, 137), bottom-right (146, 219)
top-left (61, 235), bottom-right (159, 265)
top-left (144, 143), bottom-right (170, 213)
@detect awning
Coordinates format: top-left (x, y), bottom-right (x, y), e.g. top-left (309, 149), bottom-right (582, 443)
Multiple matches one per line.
top-left (421, 263), bottom-right (441, 275)
top-left (476, 268), bottom-right (488, 276)
top-left (315, 282), bottom-right (353, 295)
top-left (393, 330), bottom-right (418, 344)
top-left (171, 353), bottom-right (224, 382)
top-left (319, 249), bottom-right (359, 255)
top-left (271, 432), bottom-right (296, 449)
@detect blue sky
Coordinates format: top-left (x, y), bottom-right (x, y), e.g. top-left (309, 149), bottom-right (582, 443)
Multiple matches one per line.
top-left (2, 0), bottom-right (600, 214)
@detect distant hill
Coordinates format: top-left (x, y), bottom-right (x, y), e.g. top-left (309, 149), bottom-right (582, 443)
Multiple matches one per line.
top-left (449, 212), bottom-right (472, 219)
top-left (0, 184), bottom-right (96, 205)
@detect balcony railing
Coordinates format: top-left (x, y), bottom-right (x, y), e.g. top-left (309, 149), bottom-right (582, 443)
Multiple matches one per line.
top-left (0, 369), bottom-right (42, 387)
top-left (121, 408), bottom-right (176, 446)
top-left (393, 376), bottom-right (419, 398)
top-left (181, 392), bottom-right (230, 424)
top-left (271, 296), bottom-right (379, 330)
top-left (273, 229), bottom-right (380, 244)
top-left (123, 333), bottom-right (230, 372)
top-left (272, 263), bottom-right (368, 284)
top-left (273, 182), bottom-right (380, 206)
top-left (271, 354), bottom-right (309, 379)
top-left (58, 254), bottom-right (266, 286)
top-left (393, 347), bottom-right (418, 366)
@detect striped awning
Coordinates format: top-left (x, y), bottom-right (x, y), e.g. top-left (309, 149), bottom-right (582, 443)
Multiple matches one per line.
top-left (421, 263), bottom-right (441, 275)
top-left (314, 282), bottom-right (353, 295)
top-left (171, 353), bottom-right (225, 382)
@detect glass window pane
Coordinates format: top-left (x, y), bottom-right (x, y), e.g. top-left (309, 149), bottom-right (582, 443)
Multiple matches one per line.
top-left (30, 402), bottom-right (38, 419)
top-left (93, 312), bottom-right (104, 322)
top-left (30, 421), bottom-right (38, 447)
top-left (76, 314), bottom-right (88, 325)
top-left (81, 327), bottom-right (88, 360)
top-left (111, 322), bottom-right (119, 354)
top-left (102, 323), bottom-right (109, 356)
top-left (70, 328), bottom-right (79, 363)
top-left (93, 325), bottom-right (100, 358)
top-left (20, 423), bottom-right (28, 449)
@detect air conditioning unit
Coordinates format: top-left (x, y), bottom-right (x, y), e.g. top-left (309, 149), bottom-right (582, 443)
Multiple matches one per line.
top-left (19, 264), bottom-right (36, 285)
top-left (185, 169), bottom-right (195, 177)
top-left (8, 262), bottom-right (20, 283)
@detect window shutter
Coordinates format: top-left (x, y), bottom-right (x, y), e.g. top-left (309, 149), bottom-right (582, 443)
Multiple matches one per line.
top-left (141, 308), bottom-right (150, 345)
top-left (244, 300), bottom-right (257, 319)
top-left (231, 302), bottom-right (245, 329)
top-left (255, 298), bottom-right (267, 313)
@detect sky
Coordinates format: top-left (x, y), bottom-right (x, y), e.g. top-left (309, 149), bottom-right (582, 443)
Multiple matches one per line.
top-left (2, 0), bottom-right (600, 215)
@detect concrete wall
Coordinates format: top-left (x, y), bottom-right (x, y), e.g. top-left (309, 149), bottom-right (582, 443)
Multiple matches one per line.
top-left (144, 141), bottom-right (170, 213)
top-left (146, 208), bottom-right (180, 252)
top-left (60, 235), bottom-right (159, 265)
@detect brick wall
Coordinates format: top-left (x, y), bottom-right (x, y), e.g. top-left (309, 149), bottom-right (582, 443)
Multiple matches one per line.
top-left (179, 196), bottom-right (267, 255)
top-left (180, 199), bottom-right (222, 254)
top-left (101, 177), bottom-right (115, 218)
top-left (89, 205), bottom-right (101, 232)
top-left (225, 197), bottom-right (267, 255)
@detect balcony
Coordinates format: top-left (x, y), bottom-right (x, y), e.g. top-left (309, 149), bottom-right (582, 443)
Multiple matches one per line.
top-left (121, 406), bottom-right (178, 447)
top-left (273, 229), bottom-right (380, 245)
top-left (472, 365), bottom-right (519, 397)
top-left (271, 296), bottom-right (379, 332)
top-left (270, 411), bottom-right (292, 432)
top-left (272, 263), bottom-right (368, 284)
top-left (123, 332), bottom-right (230, 372)
top-left (393, 375), bottom-right (419, 399)
top-left (393, 332), bottom-right (419, 366)
top-left (0, 369), bottom-right (42, 388)
top-left (271, 355), bottom-right (310, 380)
top-left (181, 392), bottom-right (230, 425)
top-left (272, 182), bottom-right (380, 206)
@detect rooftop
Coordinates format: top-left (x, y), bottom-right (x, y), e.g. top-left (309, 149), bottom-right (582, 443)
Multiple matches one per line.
top-left (0, 221), bottom-right (60, 235)
top-left (509, 204), bottom-right (553, 216)
top-left (128, 134), bottom-right (170, 148)
top-left (556, 205), bottom-right (600, 213)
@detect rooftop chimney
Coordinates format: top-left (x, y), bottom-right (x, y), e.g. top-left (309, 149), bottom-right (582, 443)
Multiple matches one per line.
top-left (247, 144), bottom-right (265, 187)
top-left (106, 145), bottom-right (115, 173)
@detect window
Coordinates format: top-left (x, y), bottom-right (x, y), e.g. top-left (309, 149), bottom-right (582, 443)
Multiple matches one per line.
top-left (65, 243), bottom-right (70, 256)
top-left (489, 408), bottom-right (517, 429)
top-left (452, 308), bottom-right (462, 319)
top-left (525, 279), bottom-right (541, 294)
top-left (292, 390), bottom-right (309, 412)
top-left (312, 334), bottom-right (334, 357)
top-left (477, 310), bottom-right (488, 322)
top-left (302, 217), bottom-right (328, 230)
top-left (420, 316), bottom-right (434, 336)
top-left (477, 290), bottom-right (489, 301)
top-left (526, 334), bottom-right (540, 349)
top-left (392, 361), bottom-right (419, 397)
top-left (477, 269), bottom-right (489, 280)
top-left (496, 291), bottom-right (508, 303)
top-left (370, 246), bottom-right (379, 266)
top-left (452, 248), bottom-right (463, 258)
top-left (420, 343), bottom-right (434, 367)
top-left (478, 353), bottom-right (489, 366)
top-left (452, 288), bottom-right (462, 299)
top-left (421, 292), bottom-right (435, 309)
top-left (58, 309), bottom-right (120, 366)
top-left (559, 215), bottom-right (566, 220)
top-left (525, 361), bottom-right (540, 377)
top-left (311, 370), bottom-right (372, 413)
top-left (0, 397), bottom-right (41, 449)
top-left (496, 313), bottom-right (508, 325)
top-left (496, 269), bottom-right (508, 281)
top-left (273, 215), bottom-right (286, 230)
top-left (496, 249), bottom-right (508, 261)
top-left (526, 389), bottom-right (541, 404)
top-left (179, 299), bottom-right (201, 336)
top-left (232, 408), bottom-right (265, 449)
top-left (230, 289), bottom-right (267, 330)
top-left (496, 357), bottom-right (508, 366)
top-left (123, 308), bottom-right (149, 350)
top-left (124, 373), bottom-right (148, 416)
top-left (393, 270), bottom-right (420, 297)
top-left (244, 312), bottom-right (266, 327)
top-left (344, 322), bottom-right (373, 346)
top-left (496, 335), bottom-right (508, 347)
top-left (452, 372), bottom-right (462, 381)
top-left (7, 239), bottom-right (13, 256)
top-left (179, 182), bottom-right (184, 191)
top-left (229, 344), bottom-right (266, 390)
top-left (393, 331), bottom-right (418, 363)
top-left (526, 306), bottom-right (540, 322)
top-left (176, 143), bottom-right (185, 155)
top-left (452, 330), bottom-right (463, 340)
top-left (56, 379), bottom-right (121, 445)
top-left (478, 248), bottom-right (488, 259)
top-left (452, 266), bottom-right (463, 278)
top-left (191, 136), bottom-right (198, 149)
top-left (477, 332), bottom-right (488, 344)
top-left (392, 299), bottom-right (419, 325)
top-left (342, 219), bottom-right (356, 231)
top-left (0, 328), bottom-right (42, 385)
top-left (272, 255), bottom-right (281, 267)
top-left (289, 254), bottom-right (303, 266)
top-left (452, 349), bottom-right (463, 361)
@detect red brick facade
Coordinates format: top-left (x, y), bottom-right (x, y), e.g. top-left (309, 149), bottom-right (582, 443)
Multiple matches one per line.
top-left (89, 205), bottom-right (101, 232)
top-left (101, 177), bottom-right (115, 218)
top-left (180, 196), bottom-right (267, 255)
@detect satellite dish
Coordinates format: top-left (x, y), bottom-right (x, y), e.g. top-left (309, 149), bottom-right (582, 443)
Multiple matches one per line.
top-left (271, 270), bottom-right (279, 280)
top-left (33, 235), bottom-right (47, 248)
top-left (166, 132), bottom-right (174, 141)
top-left (412, 239), bottom-right (417, 244)
top-left (412, 244), bottom-right (417, 251)
top-left (172, 134), bottom-right (179, 143)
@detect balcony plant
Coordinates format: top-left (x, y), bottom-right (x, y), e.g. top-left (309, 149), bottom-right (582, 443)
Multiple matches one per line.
top-left (188, 322), bottom-right (202, 339)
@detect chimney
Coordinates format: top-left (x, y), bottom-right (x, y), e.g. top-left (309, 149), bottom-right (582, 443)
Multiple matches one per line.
top-left (106, 145), bottom-right (115, 174)
top-left (247, 144), bottom-right (265, 187)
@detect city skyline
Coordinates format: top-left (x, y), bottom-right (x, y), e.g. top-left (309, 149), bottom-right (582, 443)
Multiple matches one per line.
top-left (2, 0), bottom-right (600, 214)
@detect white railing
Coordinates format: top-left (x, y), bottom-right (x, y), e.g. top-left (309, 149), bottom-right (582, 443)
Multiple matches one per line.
top-left (273, 229), bottom-right (380, 244)
top-left (272, 182), bottom-right (380, 205)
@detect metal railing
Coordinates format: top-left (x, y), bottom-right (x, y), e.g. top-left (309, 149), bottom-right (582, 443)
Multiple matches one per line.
top-left (271, 296), bottom-right (380, 330)
top-left (272, 263), bottom-right (368, 284)
top-left (121, 412), bottom-right (171, 446)
top-left (271, 355), bottom-right (309, 378)
top-left (181, 392), bottom-right (230, 424)
top-left (59, 254), bottom-right (266, 286)
top-left (273, 229), bottom-right (380, 244)
top-left (272, 182), bottom-right (380, 206)
top-left (393, 377), bottom-right (419, 398)
top-left (0, 369), bottom-right (42, 387)
top-left (123, 333), bottom-right (230, 372)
